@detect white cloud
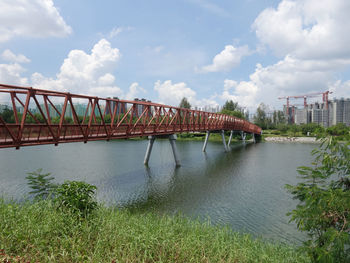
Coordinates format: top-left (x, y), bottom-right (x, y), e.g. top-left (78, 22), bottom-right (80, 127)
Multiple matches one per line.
top-left (0, 63), bottom-right (29, 86)
top-left (253, 0), bottom-right (350, 60)
top-left (0, 0), bottom-right (72, 42)
top-left (32, 39), bottom-right (122, 97)
top-left (0, 40), bottom-right (147, 102)
top-left (188, 0), bottom-right (230, 17)
top-left (219, 54), bottom-right (347, 110)
top-left (154, 80), bottom-right (219, 108)
top-left (220, 79), bottom-right (259, 110)
top-left (328, 80), bottom-right (350, 99)
top-left (0, 50), bottom-right (30, 87)
top-left (154, 80), bottom-right (196, 106)
top-left (200, 45), bottom-right (250, 73)
top-left (238, 0), bottom-right (350, 110)
top-left (108, 26), bottom-right (134, 38)
top-left (125, 82), bottom-right (146, 100)
top-left (1, 49), bottom-right (30, 63)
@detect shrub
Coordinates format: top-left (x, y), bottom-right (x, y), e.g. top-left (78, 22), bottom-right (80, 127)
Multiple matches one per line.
top-left (26, 169), bottom-right (57, 199)
top-left (276, 124), bottom-right (289, 133)
top-left (300, 123), bottom-right (321, 136)
top-left (54, 181), bottom-right (97, 217)
top-left (288, 124), bottom-right (301, 136)
top-left (286, 138), bottom-right (350, 262)
top-left (326, 123), bottom-right (349, 136)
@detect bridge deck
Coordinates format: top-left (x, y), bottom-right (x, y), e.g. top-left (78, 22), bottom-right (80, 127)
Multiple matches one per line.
top-left (0, 84), bottom-right (261, 149)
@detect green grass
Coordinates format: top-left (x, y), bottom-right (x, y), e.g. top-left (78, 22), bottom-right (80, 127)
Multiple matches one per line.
top-left (177, 132), bottom-right (244, 143)
top-left (0, 199), bottom-right (309, 262)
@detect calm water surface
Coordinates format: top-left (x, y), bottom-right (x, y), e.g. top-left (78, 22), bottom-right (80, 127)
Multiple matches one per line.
top-left (0, 140), bottom-right (316, 243)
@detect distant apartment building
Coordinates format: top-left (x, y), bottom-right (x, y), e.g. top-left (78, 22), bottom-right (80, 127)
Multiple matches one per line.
top-left (294, 108), bottom-right (308, 125)
top-left (329, 98), bottom-right (350, 126)
top-left (290, 98), bottom-right (350, 127)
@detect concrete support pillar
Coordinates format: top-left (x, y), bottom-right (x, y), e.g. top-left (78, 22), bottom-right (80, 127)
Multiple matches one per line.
top-left (227, 130), bottom-right (233, 147)
top-left (240, 131), bottom-right (246, 142)
top-left (252, 133), bottom-right (256, 143)
top-left (221, 130), bottom-right (228, 151)
top-left (144, 136), bottom-right (156, 165)
top-left (202, 131), bottom-right (210, 152)
top-left (169, 134), bottom-right (181, 167)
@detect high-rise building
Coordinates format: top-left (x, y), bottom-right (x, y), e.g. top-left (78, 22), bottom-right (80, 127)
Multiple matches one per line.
top-left (290, 98), bottom-right (350, 127)
top-left (294, 108), bottom-right (308, 125)
top-left (329, 98), bottom-right (350, 126)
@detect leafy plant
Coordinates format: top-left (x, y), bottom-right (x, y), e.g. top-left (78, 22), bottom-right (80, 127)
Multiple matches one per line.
top-left (286, 137), bottom-right (350, 262)
top-left (26, 169), bottom-right (57, 199)
top-left (179, 97), bottom-right (191, 109)
top-left (54, 181), bottom-right (97, 217)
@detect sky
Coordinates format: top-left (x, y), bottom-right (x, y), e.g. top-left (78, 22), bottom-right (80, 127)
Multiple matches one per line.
top-left (1, 0), bottom-right (350, 112)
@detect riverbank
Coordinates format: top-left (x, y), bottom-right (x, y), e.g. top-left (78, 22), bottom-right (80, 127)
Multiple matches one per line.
top-left (0, 199), bottom-right (309, 263)
top-left (264, 136), bottom-right (318, 143)
top-left (128, 132), bottom-right (242, 143)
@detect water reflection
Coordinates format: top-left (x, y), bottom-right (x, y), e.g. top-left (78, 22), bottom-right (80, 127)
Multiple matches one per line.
top-left (0, 140), bottom-right (315, 243)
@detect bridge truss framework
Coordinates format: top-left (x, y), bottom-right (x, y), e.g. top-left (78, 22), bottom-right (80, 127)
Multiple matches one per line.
top-left (0, 84), bottom-right (261, 165)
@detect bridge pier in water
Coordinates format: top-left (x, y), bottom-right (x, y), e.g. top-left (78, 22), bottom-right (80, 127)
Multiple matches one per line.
top-left (220, 130), bottom-right (228, 152)
top-left (227, 130), bottom-right (234, 147)
top-left (240, 131), bottom-right (246, 142)
top-left (203, 130), bottom-right (230, 152)
top-left (144, 136), bottom-right (156, 165)
top-left (202, 130), bottom-right (259, 153)
top-left (144, 134), bottom-right (181, 167)
top-left (202, 131), bottom-right (210, 152)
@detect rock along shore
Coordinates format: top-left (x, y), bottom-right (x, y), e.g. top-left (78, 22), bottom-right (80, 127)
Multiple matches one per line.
top-left (264, 136), bottom-right (318, 143)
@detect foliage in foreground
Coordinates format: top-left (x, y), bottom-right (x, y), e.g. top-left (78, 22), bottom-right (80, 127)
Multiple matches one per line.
top-left (26, 169), bottom-right (97, 217)
top-left (26, 169), bottom-right (57, 199)
top-left (0, 199), bottom-right (309, 263)
top-left (286, 137), bottom-right (350, 262)
top-left (54, 181), bottom-right (97, 217)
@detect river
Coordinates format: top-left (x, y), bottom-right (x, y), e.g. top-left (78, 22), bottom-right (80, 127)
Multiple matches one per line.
top-left (0, 139), bottom-right (316, 244)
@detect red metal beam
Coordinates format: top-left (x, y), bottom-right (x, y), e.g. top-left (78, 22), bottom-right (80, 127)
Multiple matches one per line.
top-left (0, 84), bottom-right (262, 149)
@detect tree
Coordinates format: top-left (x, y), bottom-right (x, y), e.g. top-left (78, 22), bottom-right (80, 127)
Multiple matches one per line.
top-left (286, 138), bottom-right (350, 262)
top-left (253, 103), bottom-right (272, 129)
top-left (273, 110), bottom-right (286, 125)
top-left (0, 108), bottom-right (15, 123)
top-left (222, 100), bottom-right (239, 112)
top-left (179, 97), bottom-right (191, 109)
top-left (221, 109), bottom-right (245, 119)
top-left (221, 100), bottom-right (245, 119)
top-left (326, 123), bottom-right (349, 136)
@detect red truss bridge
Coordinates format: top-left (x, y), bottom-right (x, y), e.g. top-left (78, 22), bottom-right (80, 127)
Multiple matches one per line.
top-left (0, 84), bottom-right (261, 166)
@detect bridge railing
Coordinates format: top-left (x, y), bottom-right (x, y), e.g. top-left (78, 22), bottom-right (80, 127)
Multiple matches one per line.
top-left (0, 84), bottom-right (261, 148)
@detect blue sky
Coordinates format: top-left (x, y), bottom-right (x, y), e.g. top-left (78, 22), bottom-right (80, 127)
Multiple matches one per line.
top-left (1, 0), bottom-right (350, 111)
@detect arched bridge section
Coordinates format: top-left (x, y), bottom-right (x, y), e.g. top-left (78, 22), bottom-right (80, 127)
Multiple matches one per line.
top-left (0, 84), bottom-right (261, 154)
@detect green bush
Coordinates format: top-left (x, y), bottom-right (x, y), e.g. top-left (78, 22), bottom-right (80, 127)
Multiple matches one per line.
top-left (287, 124), bottom-right (301, 136)
top-left (54, 181), bottom-right (97, 217)
top-left (26, 169), bottom-right (57, 199)
top-left (286, 137), bottom-right (350, 262)
top-left (276, 124), bottom-right (289, 133)
top-left (300, 123), bottom-right (322, 136)
top-left (326, 123), bottom-right (349, 136)
top-left (221, 109), bottom-right (245, 119)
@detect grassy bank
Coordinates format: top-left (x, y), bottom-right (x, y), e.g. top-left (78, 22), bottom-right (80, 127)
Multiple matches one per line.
top-left (0, 199), bottom-right (309, 263)
top-left (177, 132), bottom-right (248, 143)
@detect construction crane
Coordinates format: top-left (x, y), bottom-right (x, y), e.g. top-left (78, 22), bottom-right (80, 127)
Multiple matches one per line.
top-left (278, 91), bottom-right (333, 123)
